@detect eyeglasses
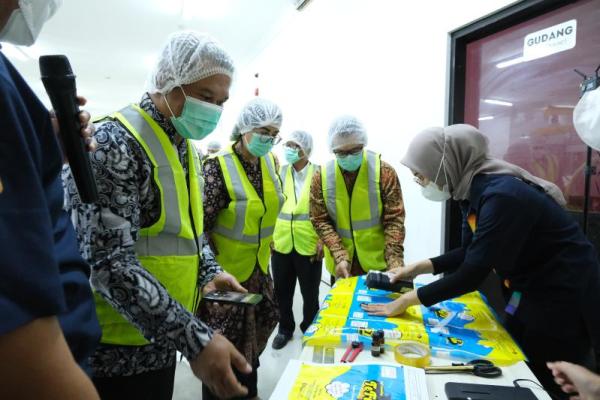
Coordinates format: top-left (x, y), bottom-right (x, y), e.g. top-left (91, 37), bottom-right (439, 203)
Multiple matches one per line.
top-left (254, 132), bottom-right (282, 145)
top-left (333, 147), bottom-right (364, 157)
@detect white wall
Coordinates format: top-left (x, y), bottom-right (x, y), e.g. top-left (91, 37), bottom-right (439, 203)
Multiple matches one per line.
top-left (209, 0), bottom-right (515, 263)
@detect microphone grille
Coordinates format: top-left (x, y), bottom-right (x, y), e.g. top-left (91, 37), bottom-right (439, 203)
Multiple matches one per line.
top-left (39, 55), bottom-right (73, 78)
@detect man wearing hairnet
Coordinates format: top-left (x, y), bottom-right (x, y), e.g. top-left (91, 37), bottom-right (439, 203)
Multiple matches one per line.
top-left (201, 97), bottom-right (284, 399)
top-left (310, 116), bottom-right (406, 281)
top-left (202, 139), bottom-right (222, 162)
top-left (271, 130), bottom-right (323, 350)
top-left (207, 140), bottom-right (222, 155)
top-left (63, 31), bottom-right (251, 399)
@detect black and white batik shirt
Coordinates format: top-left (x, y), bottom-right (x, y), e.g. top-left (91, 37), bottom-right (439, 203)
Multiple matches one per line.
top-left (63, 94), bottom-right (220, 377)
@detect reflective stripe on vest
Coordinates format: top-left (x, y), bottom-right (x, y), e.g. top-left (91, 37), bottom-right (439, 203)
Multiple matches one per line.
top-left (322, 150), bottom-right (385, 274)
top-left (93, 104), bottom-right (203, 346)
top-left (212, 145), bottom-right (284, 282)
top-left (273, 163), bottom-right (319, 256)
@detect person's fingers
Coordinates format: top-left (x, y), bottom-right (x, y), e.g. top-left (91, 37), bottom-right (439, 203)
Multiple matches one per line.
top-left (230, 345), bottom-right (252, 374)
top-left (362, 303), bottom-right (380, 310)
top-left (76, 96), bottom-right (87, 106)
top-left (391, 267), bottom-right (413, 282)
top-left (551, 362), bottom-right (586, 388)
top-left (362, 304), bottom-right (387, 315)
top-left (561, 383), bottom-right (577, 394)
top-left (215, 368), bottom-right (248, 399)
top-left (78, 110), bottom-right (91, 124)
top-left (202, 283), bottom-right (215, 296)
top-left (84, 137), bottom-right (97, 152)
top-left (229, 277), bottom-right (248, 293)
top-left (554, 376), bottom-right (567, 385)
top-left (82, 125), bottom-right (93, 136)
top-left (550, 368), bottom-right (565, 378)
top-left (551, 369), bottom-right (569, 381)
top-left (371, 309), bottom-right (389, 316)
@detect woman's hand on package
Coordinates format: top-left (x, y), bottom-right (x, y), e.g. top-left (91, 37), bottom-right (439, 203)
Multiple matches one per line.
top-left (361, 290), bottom-right (421, 317)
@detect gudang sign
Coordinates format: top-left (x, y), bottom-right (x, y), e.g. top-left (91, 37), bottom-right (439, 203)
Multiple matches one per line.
top-left (523, 19), bottom-right (577, 61)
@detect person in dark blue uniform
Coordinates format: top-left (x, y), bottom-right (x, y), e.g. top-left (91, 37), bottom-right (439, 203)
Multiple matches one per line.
top-left (0, 0), bottom-right (100, 398)
top-left (362, 124), bottom-right (600, 400)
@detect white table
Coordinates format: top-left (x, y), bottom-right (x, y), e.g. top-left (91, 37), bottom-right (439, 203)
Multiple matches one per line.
top-left (298, 345), bottom-right (551, 399)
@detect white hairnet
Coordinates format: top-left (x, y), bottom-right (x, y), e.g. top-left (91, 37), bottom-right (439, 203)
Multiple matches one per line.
top-left (285, 130), bottom-right (313, 157)
top-left (230, 98), bottom-right (283, 140)
top-left (207, 140), bottom-right (222, 152)
top-left (328, 115), bottom-right (368, 151)
top-left (147, 30), bottom-right (234, 94)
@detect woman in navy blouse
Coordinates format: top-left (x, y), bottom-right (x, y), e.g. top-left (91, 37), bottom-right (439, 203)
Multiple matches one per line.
top-left (363, 124), bottom-right (600, 399)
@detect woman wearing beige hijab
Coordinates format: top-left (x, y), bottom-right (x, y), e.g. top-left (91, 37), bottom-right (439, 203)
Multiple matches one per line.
top-left (362, 124), bottom-right (600, 400)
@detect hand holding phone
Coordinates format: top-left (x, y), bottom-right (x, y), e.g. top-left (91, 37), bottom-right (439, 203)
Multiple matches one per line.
top-left (203, 291), bottom-right (263, 306)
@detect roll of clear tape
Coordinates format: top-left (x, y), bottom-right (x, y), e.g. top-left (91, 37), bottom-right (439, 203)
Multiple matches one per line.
top-left (394, 341), bottom-right (431, 368)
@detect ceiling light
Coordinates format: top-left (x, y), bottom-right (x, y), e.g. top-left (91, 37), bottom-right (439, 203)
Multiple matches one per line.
top-left (478, 116), bottom-right (495, 121)
top-left (484, 99), bottom-right (513, 107)
top-left (496, 56), bottom-right (524, 69)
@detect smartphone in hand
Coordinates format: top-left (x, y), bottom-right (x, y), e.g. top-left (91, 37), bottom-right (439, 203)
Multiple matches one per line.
top-left (203, 291), bottom-right (263, 306)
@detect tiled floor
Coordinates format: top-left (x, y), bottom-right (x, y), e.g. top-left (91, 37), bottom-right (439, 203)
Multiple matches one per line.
top-left (173, 271), bottom-right (331, 399)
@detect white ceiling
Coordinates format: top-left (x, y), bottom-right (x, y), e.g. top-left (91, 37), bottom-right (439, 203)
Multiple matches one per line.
top-left (3, 0), bottom-right (296, 116)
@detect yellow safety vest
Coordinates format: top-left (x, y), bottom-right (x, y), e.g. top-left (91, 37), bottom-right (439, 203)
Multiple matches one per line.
top-left (273, 163), bottom-right (319, 256)
top-left (322, 150), bottom-right (385, 274)
top-left (212, 146), bottom-right (284, 283)
top-left (93, 104), bottom-right (204, 346)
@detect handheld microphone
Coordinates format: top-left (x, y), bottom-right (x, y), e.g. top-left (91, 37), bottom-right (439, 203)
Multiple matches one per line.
top-left (39, 55), bottom-right (98, 203)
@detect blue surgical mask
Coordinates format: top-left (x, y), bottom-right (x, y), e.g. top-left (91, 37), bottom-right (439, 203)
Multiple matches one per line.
top-left (245, 132), bottom-right (274, 157)
top-left (284, 147), bottom-right (302, 164)
top-left (165, 87), bottom-right (222, 140)
top-left (336, 151), bottom-right (363, 172)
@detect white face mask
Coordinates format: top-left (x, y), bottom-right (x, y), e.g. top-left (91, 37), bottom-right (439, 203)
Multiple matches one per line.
top-left (0, 0), bottom-right (62, 46)
top-left (574, 88), bottom-right (600, 151)
top-left (421, 181), bottom-right (451, 202)
top-left (421, 142), bottom-right (451, 202)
